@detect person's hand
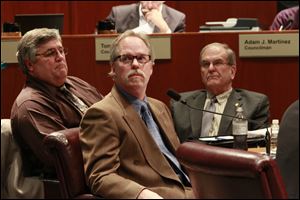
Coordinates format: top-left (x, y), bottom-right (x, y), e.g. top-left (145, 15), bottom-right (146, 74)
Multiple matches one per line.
top-left (144, 9), bottom-right (170, 33)
top-left (138, 188), bottom-right (163, 199)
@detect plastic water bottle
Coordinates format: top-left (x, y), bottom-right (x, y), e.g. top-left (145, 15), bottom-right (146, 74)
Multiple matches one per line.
top-left (270, 119), bottom-right (279, 157)
top-left (232, 106), bottom-right (248, 150)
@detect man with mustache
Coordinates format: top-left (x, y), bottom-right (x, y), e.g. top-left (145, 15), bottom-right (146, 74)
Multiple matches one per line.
top-left (79, 30), bottom-right (194, 198)
top-left (106, 1), bottom-right (186, 33)
top-left (170, 42), bottom-right (270, 142)
top-left (9, 28), bottom-right (103, 197)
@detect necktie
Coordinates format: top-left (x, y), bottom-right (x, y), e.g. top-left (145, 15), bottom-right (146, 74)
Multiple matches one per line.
top-left (60, 85), bottom-right (89, 114)
top-left (140, 103), bottom-right (190, 184)
top-left (201, 97), bottom-right (217, 137)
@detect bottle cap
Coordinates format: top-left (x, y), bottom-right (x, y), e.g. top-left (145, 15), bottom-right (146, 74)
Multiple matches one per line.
top-left (272, 119), bottom-right (279, 124)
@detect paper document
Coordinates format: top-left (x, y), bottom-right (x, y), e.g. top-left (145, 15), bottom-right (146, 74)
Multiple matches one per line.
top-left (199, 128), bottom-right (269, 142)
top-left (248, 127), bottom-right (270, 137)
top-left (205, 18), bottom-right (237, 27)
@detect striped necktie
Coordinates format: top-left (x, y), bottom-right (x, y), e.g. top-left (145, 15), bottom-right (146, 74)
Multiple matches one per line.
top-left (140, 103), bottom-right (190, 185)
top-left (201, 97), bottom-right (217, 137)
top-left (60, 85), bottom-right (88, 114)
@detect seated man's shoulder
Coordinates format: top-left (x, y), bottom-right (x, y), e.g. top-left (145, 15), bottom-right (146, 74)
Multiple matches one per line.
top-left (281, 5), bottom-right (299, 15)
top-left (148, 97), bottom-right (173, 112)
top-left (66, 75), bottom-right (86, 83)
top-left (164, 4), bottom-right (185, 17)
top-left (170, 90), bottom-right (204, 106)
top-left (148, 97), bottom-right (165, 106)
top-left (180, 89), bottom-right (204, 99)
top-left (14, 86), bottom-right (44, 107)
top-left (66, 76), bottom-right (95, 88)
top-left (112, 3), bottom-right (138, 13)
top-left (235, 88), bottom-right (268, 100)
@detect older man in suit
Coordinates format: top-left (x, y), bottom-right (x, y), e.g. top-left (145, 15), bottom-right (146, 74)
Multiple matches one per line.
top-left (106, 1), bottom-right (186, 33)
top-left (79, 30), bottom-right (194, 198)
top-left (170, 42), bottom-right (270, 142)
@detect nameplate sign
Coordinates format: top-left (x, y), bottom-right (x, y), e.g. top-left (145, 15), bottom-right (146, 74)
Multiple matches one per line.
top-left (95, 35), bottom-right (171, 61)
top-left (239, 33), bottom-right (299, 57)
top-left (1, 39), bottom-right (19, 63)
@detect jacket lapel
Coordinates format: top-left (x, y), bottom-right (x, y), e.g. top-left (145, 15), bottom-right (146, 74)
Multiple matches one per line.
top-left (189, 91), bottom-right (206, 138)
top-left (127, 12), bottom-right (139, 30)
top-left (148, 99), bottom-right (179, 153)
top-left (147, 99), bottom-right (181, 181)
top-left (111, 87), bottom-right (179, 182)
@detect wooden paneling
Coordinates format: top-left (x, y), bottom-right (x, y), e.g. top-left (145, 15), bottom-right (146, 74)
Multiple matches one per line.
top-left (1, 31), bottom-right (298, 120)
top-left (1, 1), bottom-right (277, 34)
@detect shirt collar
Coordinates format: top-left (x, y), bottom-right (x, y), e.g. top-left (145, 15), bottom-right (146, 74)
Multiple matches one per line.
top-left (116, 85), bottom-right (148, 114)
top-left (206, 88), bottom-right (232, 104)
top-left (27, 75), bottom-right (68, 96)
top-left (215, 88), bottom-right (233, 104)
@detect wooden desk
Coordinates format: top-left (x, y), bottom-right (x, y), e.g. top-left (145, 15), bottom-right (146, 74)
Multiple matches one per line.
top-left (248, 147), bottom-right (266, 154)
top-left (1, 31), bottom-right (299, 119)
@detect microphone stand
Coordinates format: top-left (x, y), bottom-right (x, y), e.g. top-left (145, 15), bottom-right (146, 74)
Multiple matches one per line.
top-left (179, 100), bottom-right (241, 120)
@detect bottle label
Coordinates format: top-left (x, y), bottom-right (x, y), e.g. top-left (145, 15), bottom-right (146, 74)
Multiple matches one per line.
top-left (232, 121), bottom-right (248, 135)
top-left (270, 122), bottom-right (279, 157)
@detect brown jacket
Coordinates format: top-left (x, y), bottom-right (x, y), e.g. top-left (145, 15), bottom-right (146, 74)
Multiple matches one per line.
top-left (79, 85), bottom-right (194, 198)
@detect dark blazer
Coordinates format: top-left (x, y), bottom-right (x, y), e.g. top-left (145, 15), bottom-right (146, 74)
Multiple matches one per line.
top-left (106, 3), bottom-right (186, 33)
top-left (170, 88), bottom-right (270, 142)
top-left (276, 99), bottom-right (299, 199)
top-left (79, 85), bottom-right (193, 198)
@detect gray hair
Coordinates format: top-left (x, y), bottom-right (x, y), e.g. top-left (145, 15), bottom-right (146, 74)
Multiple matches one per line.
top-left (200, 42), bottom-right (236, 66)
top-left (16, 28), bottom-right (62, 74)
top-left (108, 30), bottom-right (155, 78)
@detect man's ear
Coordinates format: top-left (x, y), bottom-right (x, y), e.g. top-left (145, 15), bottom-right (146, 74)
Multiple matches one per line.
top-left (230, 65), bottom-right (237, 80)
top-left (24, 59), bottom-right (34, 72)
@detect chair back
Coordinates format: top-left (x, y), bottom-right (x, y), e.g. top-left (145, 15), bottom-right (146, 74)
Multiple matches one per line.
top-left (43, 127), bottom-right (97, 199)
top-left (176, 141), bottom-right (288, 199)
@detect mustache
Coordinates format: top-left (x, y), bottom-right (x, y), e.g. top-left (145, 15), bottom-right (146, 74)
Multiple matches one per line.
top-left (126, 69), bottom-right (145, 79)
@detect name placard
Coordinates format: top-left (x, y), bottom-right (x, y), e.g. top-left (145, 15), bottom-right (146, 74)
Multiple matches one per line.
top-left (239, 33), bottom-right (299, 57)
top-left (1, 39), bottom-right (19, 63)
top-left (95, 35), bottom-right (171, 61)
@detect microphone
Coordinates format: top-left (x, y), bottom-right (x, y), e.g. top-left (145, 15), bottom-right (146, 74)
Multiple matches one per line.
top-left (167, 89), bottom-right (185, 103)
top-left (167, 88), bottom-right (241, 120)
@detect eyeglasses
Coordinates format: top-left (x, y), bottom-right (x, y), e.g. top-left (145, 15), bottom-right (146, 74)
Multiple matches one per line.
top-left (36, 47), bottom-right (68, 58)
top-left (114, 54), bottom-right (151, 66)
top-left (200, 60), bottom-right (229, 69)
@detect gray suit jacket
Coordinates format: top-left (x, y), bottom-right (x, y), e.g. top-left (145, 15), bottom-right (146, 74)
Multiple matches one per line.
top-left (79, 85), bottom-right (193, 198)
top-left (170, 88), bottom-right (270, 142)
top-left (276, 99), bottom-right (299, 199)
top-left (106, 3), bottom-right (186, 33)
